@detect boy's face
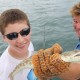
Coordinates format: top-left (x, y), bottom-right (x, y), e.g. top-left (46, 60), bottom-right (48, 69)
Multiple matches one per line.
top-left (3, 21), bottom-right (31, 56)
top-left (73, 16), bottom-right (80, 38)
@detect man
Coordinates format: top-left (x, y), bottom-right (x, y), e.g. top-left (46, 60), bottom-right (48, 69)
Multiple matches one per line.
top-left (70, 2), bottom-right (80, 50)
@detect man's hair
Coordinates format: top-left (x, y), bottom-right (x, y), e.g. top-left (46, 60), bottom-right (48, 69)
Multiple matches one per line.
top-left (0, 9), bottom-right (30, 35)
top-left (70, 2), bottom-right (80, 16)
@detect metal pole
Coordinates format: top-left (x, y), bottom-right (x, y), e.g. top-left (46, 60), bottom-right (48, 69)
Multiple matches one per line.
top-left (43, 26), bottom-right (45, 49)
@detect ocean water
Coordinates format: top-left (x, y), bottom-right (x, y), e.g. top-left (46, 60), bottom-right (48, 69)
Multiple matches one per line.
top-left (0, 0), bottom-right (80, 55)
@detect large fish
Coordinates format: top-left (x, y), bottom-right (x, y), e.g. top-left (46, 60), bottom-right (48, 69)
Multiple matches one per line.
top-left (9, 43), bottom-right (80, 80)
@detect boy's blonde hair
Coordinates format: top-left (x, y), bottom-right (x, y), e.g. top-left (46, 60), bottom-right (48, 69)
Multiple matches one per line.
top-left (70, 2), bottom-right (80, 16)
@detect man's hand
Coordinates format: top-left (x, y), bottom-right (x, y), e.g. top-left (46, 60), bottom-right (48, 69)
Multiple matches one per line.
top-left (32, 43), bottom-right (70, 80)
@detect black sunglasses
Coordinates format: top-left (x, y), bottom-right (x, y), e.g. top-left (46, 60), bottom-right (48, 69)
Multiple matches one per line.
top-left (5, 27), bottom-right (30, 40)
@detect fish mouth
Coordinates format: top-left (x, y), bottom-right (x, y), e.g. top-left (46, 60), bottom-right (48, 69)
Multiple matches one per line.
top-left (61, 50), bottom-right (80, 62)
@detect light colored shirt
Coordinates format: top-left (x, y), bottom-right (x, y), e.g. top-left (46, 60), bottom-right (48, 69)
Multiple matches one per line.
top-left (0, 42), bottom-right (37, 80)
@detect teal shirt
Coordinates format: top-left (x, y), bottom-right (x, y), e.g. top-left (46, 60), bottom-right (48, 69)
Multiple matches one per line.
top-left (75, 42), bottom-right (80, 50)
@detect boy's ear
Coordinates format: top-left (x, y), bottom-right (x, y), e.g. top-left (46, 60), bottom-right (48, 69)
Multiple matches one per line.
top-left (30, 30), bottom-right (32, 35)
top-left (2, 35), bottom-right (6, 42)
top-left (29, 29), bottom-right (32, 36)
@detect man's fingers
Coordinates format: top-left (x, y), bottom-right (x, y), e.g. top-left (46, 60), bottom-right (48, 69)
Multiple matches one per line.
top-left (32, 51), bottom-right (44, 78)
top-left (38, 49), bottom-right (48, 74)
top-left (51, 43), bottom-right (63, 54)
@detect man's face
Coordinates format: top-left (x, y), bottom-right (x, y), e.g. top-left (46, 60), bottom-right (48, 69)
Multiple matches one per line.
top-left (73, 16), bottom-right (80, 38)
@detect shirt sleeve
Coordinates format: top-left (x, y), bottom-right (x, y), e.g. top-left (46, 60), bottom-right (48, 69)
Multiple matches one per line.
top-left (75, 43), bottom-right (80, 50)
top-left (27, 69), bottom-right (37, 80)
top-left (28, 41), bottom-right (34, 51)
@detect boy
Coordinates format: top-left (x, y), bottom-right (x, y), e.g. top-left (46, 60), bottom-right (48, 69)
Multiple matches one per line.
top-left (0, 9), bottom-right (36, 80)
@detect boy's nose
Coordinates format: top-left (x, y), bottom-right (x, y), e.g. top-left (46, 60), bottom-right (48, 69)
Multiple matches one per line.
top-left (16, 34), bottom-right (24, 43)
